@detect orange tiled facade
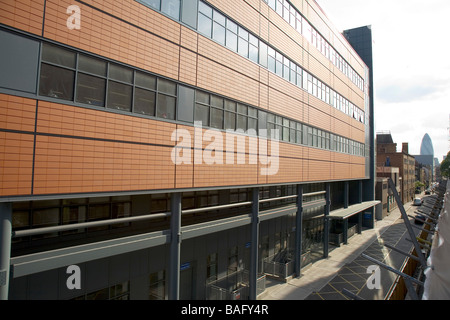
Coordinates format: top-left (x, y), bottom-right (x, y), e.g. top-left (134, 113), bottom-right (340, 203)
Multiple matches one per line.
top-left (0, 0), bottom-right (369, 198)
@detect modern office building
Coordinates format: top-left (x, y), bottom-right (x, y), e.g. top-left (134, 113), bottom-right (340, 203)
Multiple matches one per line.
top-left (414, 133), bottom-right (435, 183)
top-left (0, 0), bottom-right (375, 300)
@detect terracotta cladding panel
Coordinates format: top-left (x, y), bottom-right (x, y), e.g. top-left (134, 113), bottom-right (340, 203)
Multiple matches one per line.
top-left (179, 48), bottom-right (198, 86)
top-left (193, 161), bottom-right (259, 188)
top-left (180, 26), bottom-right (198, 52)
top-left (307, 159), bottom-right (331, 181)
top-left (36, 102), bottom-right (177, 146)
top-left (197, 36), bottom-right (260, 83)
top-left (268, 86), bottom-right (304, 123)
top-left (197, 56), bottom-right (259, 107)
top-left (43, 0), bottom-right (180, 80)
top-left (0, 0), bottom-right (45, 35)
top-left (267, 21), bottom-right (303, 65)
top-left (0, 132), bottom-right (34, 196)
top-left (33, 135), bottom-right (175, 194)
top-left (0, 94), bottom-right (36, 132)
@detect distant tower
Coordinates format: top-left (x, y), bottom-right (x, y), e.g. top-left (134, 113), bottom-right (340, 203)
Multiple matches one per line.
top-left (420, 133), bottom-right (434, 156)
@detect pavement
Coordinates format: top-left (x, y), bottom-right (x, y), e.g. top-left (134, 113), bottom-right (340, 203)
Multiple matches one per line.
top-left (260, 198), bottom-right (425, 300)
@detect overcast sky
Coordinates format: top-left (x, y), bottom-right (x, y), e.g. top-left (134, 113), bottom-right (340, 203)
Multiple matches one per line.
top-left (316, 0), bottom-right (450, 161)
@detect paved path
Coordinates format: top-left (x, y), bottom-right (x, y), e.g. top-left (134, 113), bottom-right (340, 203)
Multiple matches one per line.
top-left (261, 200), bottom-right (421, 300)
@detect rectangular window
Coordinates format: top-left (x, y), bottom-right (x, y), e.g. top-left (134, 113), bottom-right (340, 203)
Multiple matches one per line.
top-left (195, 103), bottom-right (209, 126)
top-left (198, 12), bottom-right (212, 37)
top-left (107, 80), bottom-right (132, 111)
top-left (149, 271), bottom-right (165, 300)
top-left (39, 63), bottom-right (75, 101)
top-left (161, 0), bottom-right (180, 20)
top-left (134, 88), bottom-right (156, 116)
top-left (76, 73), bottom-right (106, 106)
top-left (141, 0), bottom-right (161, 10)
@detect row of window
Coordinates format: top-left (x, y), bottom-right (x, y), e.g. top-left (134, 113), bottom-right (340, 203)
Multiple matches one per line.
top-left (263, 0), bottom-right (365, 92)
top-left (195, 1), bottom-right (365, 124)
top-left (137, 0), bottom-right (366, 124)
top-left (38, 42), bottom-right (365, 156)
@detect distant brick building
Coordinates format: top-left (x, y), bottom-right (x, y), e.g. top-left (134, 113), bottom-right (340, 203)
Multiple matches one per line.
top-left (376, 133), bottom-right (415, 204)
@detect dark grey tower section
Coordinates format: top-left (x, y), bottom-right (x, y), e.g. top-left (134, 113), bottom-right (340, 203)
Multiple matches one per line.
top-left (344, 26), bottom-right (376, 225)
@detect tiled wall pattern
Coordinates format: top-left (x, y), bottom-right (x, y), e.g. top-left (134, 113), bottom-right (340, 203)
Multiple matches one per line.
top-left (0, 0), bottom-right (367, 197)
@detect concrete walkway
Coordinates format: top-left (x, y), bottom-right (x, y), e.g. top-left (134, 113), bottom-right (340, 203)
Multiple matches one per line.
top-left (260, 200), bottom-right (420, 300)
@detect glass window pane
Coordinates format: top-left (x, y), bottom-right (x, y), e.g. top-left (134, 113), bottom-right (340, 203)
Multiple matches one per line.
top-left (210, 107), bottom-right (223, 129)
top-left (142, 0), bottom-right (160, 10)
top-left (158, 78), bottom-right (176, 95)
top-left (135, 71), bottom-right (156, 90)
top-left (248, 107), bottom-right (257, 118)
top-left (195, 103), bottom-right (209, 126)
top-left (224, 111), bottom-right (236, 130)
top-left (76, 73), bottom-right (106, 106)
top-left (259, 41), bottom-right (268, 68)
top-left (33, 208), bottom-right (59, 228)
top-left (157, 93), bottom-right (176, 119)
top-left (238, 27), bottom-right (248, 40)
top-left (237, 114), bottom-right (247, 131)
top-left (198, 13), bottom-right (212, 37)
top-left (248, 117), bottom-right (257, 132)
top-left (41, 43), bottom-right (76, 68)
top-left (237, 104), bottom-right (247, 114)
top-left (238, 37), bottom-right (248, 57)
top-left (249, 44), bottom-right (258, 63)
top-left (213, 10), bottom-right (225, 25)
top-left (107, 81), bottom-right (132, 111)
top-left (226, 19), bottom-right (238, 33)
top-left (225, 30), bottom-right (237, 51)
top-left (213, 22), bottom-right (226, 45)
top-left (196, 90), bottom-right (209, 104)
top-left (134, 88), bottom-right (156, 116)
top-left (161, 0), bottom-right (180, 20)
top-left (78, 54), bottom-right (106, 76)
top-left (224, 100), bottom-right (236, 111)
top-left (210, 95), bottom-right (223, 108)
top-left (199, 1), bottom-right (212, 17)
top-left (109, 64), bottom-right (133, 83)
top-left (39, 63), bottom-right (74, 101)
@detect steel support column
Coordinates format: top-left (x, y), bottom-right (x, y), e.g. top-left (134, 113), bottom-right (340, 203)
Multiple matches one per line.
top-left (249, 187), bottom-right (259, 300)
top-left (294, 185), bottom-right (303, 277)
top-left (0, 203), bottom-right (12, 300)
top-left (324, 183), bottom-right (331, 258)
top-left (169, 193), bottom-right (182, 300)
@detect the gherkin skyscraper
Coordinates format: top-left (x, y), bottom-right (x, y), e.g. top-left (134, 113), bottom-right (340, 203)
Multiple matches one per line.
top-left (420, 133), bottom-right (434, 156)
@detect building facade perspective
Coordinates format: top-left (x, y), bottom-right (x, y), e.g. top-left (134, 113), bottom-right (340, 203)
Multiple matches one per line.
top-left (0, 0), bottom-right (375, 300)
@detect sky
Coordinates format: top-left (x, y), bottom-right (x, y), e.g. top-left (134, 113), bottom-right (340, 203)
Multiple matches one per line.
top-left (316, 0), bottom-right (450, 161)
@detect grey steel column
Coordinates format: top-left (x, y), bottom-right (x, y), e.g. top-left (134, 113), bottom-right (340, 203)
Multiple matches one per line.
top-left (294, 185), bottom-right (303, 277)
top-left (249, 187), bottom-right (259, 300)
top-left (169, 193), bottom-right (182, 300)
top-left (344, 181), bottom-right (349, 208)
top-left (324, 183), bottom-right (330, 258)
top-left (0, 203), bottom-right (12, 300)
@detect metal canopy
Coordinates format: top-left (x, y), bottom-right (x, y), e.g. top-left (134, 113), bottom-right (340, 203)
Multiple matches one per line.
top-left (328, 200), bottom-right (380, 220)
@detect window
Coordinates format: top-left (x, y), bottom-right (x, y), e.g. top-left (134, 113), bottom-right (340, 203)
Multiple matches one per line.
top-left (225, 19), bottom-right (238, 51)
top-left (238, 27), bottom-right (249, 58)
top-left (161, 0), bottom-right (180, 20)
top-left (224, 99), bottom-right (236, 130)
top-left (76, 55), bottom-right (107, 106)
top-left (39, 43), bottom-right (76, 101)
top-left (210, 95), bottom-right (223, 129)
top-left (207, 253), bottom-right (218, 283)
top-left (198, 2), bottom-right (212, 37)
top-left (236, 103), bottom-right (247, 131)
top-left (107, 64), bottom-right (133, 111)
top-left (157, 78), bottom-right (176, 119)
top-left (149, 271), bottom-right (165, 300)
top-left (212, 11), bottom-right (226, 45)
top-left (141, 0), bottom-right (160, 10)
top-left (195, 90), bottom-right (210, 126)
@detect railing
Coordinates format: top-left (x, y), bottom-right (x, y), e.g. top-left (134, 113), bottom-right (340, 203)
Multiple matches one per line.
top-left (206, 270), bottom-right (266, 300)
top-left (263, 251), bottom-right (295, 280)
